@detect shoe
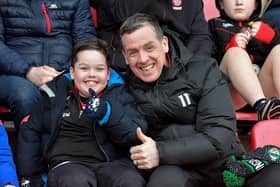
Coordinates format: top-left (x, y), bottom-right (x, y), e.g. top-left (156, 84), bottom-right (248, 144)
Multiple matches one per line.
top-left (258, 97), bottom-right (280, 120)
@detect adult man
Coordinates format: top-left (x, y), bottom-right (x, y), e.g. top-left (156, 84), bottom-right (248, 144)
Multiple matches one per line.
top-left (120, 13), bottom-right (280, 187)
top-left (0, 0), bottom-right (96, 129)
top-left (90, 0), bottom-right (212, 72)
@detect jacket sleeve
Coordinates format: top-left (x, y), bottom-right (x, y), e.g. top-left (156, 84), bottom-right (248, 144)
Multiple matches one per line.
top-left (90, 0), bottom-right (162, 23)
top-left (185, 0), bottom-right (213, 56)
top-left (0, 124), bottom-right (19, 187)
top-left (72, 0), bottom-right (97, 44)
top-left (16, 98), bottom-right (45, 177)
top-left (0, 12), bottom-right (32, 76)
top-left (157, 58), bottom-right (241, 165)
top-left (104, 86), bottom-right (148, 148)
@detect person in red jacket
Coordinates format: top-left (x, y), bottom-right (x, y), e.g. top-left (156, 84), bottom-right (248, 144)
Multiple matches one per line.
top-left (209, 0), bottom-right (280, 120)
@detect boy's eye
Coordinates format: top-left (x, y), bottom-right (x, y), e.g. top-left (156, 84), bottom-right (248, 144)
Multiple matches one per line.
top-left (80, 66), bottom-right (89, 70)
top-left (96, 67), bottom-right (105, 71)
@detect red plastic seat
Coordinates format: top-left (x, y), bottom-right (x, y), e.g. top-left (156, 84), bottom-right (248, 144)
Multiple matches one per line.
top-left (203, 0), bottom-right (220, 21)
top-left (236, 111), bottom-right (258, 121)
top-left (251, 119), bottom-right (280, 150)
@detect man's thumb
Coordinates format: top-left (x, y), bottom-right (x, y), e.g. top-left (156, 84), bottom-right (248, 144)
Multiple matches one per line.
top-left (136, 127), bottom-right (148, 143)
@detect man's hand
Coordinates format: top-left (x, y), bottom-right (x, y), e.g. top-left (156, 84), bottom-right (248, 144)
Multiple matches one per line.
top-left (26, 65), bottom-right (60, 86)
top-left (130, 128), bottom-right (159, 170)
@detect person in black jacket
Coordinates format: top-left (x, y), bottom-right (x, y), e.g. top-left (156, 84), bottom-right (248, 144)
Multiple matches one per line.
top-left (0, 0), bottom-right (96, 129)
top-left (208, 0), bottom-right (280, 120)
top-left (89, 0), bottom-right (212, 73)
top-left (120, 13), bottom-right (280, 187)
top-left (16, 39), bottom-right (147, 187)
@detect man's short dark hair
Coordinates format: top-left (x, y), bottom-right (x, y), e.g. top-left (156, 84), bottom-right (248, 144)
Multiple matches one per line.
top-left (120, 13), bottom-right (164, 41)
top-left (72, 38), bottom-right (110, 67)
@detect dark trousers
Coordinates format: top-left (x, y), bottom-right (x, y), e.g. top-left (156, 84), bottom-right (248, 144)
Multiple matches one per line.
top-left (146, 164), bottom-right (280, 187)
top-left (47, 161), bottom-right (146, 187)
top-left (0, 75), bottom-right (40, 129)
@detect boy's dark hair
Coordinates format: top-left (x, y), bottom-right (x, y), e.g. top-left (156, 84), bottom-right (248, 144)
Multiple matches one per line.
top-left (120, 13), bottom-right (163, 41)
top-left (72, 38), bottom-right (110, 67)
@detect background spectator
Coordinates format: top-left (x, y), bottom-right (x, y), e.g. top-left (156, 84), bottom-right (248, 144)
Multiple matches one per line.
top-left (209, 0), bottom-right (280, 120)
top-left (0, 0), bottom-right (96, 129)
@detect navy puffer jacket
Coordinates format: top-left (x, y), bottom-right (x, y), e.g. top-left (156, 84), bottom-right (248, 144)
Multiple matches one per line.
top-left (0, 0), bottom-right (96, 76)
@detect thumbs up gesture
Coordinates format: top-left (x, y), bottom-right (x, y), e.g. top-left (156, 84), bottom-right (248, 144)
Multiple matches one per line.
top-left (129, 128), bottom-right (159, 169)
top-left (85, 88), bottom-right (110, 122)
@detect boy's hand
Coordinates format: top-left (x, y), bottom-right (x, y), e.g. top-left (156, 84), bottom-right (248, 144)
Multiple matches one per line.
top-left (251, 21), bottom-right (275, 43)
top-left (225, 33), bottom-right (250, 50)
top-left (85, 88), bottom-right (109, 121)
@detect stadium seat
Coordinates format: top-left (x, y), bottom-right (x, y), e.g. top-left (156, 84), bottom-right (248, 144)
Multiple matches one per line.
top-left (251, 119), bottom-right (280, 150)
top-left (236, 111), bottom-right (258, 122)
top-left (203, 0), bottom-right (220, 20)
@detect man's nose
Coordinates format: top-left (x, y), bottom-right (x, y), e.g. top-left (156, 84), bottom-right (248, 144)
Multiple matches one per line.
top-left (138, 51), bottom-right (149, 63)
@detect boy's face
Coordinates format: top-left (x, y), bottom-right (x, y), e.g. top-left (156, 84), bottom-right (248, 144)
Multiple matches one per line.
top-left (121, 24), bottom-right (169, 83)
top-left (219, 0), bottom-right (257, 21)
top-left (70, 50), bottom-right (110, 98)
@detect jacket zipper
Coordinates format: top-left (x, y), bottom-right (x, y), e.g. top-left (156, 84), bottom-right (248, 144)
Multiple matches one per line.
top-left (41, 3), bottom-right (51, 33)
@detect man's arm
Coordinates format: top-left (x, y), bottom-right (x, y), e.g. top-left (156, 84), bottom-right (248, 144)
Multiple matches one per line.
top-left (0, 13), bottom-right (32, 77)
top-left (186, 0), bottom-right (213, 56)
top-left (152, 59), bottom-right (240, 166)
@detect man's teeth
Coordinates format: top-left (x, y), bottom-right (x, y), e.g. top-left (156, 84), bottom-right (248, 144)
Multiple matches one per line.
top-left (141, 64), bottom-right (153, 71)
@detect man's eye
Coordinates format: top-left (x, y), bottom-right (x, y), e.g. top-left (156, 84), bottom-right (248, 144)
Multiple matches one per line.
top-left (96, 67), bottom-right (105, 71)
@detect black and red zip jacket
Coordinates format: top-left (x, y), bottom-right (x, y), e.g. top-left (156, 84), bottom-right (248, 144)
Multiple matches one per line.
top-left (208, 16), bottom-right (280, 67)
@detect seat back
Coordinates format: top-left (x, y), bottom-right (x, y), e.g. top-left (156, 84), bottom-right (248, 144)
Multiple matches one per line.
top-left (203, 0), bottom-right (220, 20)
top-left (251, 119), bottom-right (280, 150)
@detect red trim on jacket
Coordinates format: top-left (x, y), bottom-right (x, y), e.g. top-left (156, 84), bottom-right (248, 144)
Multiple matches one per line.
top-left (41, 3), bottom-right (52, 33)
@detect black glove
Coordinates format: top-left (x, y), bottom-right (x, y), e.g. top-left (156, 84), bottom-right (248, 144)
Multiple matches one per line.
top-left (85, 88), bottom-right (111, 124)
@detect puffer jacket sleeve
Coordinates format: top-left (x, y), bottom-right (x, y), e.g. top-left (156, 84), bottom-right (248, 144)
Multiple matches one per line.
top-left (103, 85), bottom-right (148, 148)
top-left (0, 124), bottom-right (19, 187)
top-left (157, 58), bottom-right (241, 165)
top-left (185, 0), bottom-right (213, 56)
top-left (16, 98), bottom-right (45, 177)
top-left (72, 0), bottom-right (97, 44)
top-left (0, 12), bottom-right (32, 77)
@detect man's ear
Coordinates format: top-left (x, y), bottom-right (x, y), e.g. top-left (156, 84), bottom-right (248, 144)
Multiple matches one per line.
top-left (122, 50), bottom-right (129, 65)
top-left (162, 36), bottom-right (169, 53)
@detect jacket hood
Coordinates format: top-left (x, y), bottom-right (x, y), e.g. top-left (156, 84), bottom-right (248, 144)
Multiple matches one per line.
top-left (215, 0), bottom-right (271, 17)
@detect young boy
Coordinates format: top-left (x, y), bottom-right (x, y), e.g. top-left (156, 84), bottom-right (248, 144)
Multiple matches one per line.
top-left (0, 121), bottom-right (18, 187)
top-left (15, 39), bottom-right (147, 187)
top-left (209, 0), bottom-right (280, 120)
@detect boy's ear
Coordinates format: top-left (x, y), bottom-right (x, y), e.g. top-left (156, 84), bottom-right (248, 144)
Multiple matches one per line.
top-left (69, 66), bottom-right (74, 79)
